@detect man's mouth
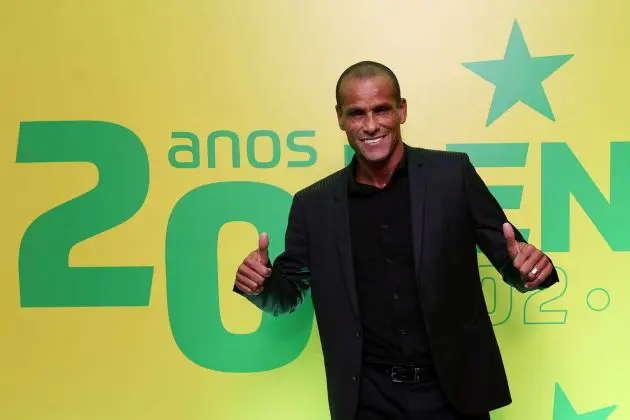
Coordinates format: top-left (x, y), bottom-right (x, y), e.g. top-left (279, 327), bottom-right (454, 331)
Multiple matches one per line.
top-left (361, 135), bottom-right (386, 145)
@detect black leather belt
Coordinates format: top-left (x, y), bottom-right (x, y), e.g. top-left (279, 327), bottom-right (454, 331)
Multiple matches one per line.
top-left (372, 365), bottom-right (435, 384)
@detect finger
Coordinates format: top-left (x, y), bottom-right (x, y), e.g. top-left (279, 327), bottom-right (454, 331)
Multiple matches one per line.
top-left (503, 223), bottom-right (518, 258)
top-left (513, 244), bottom-right (534, 268)
top-left (243, 285), bottom-right (264, 295)
top-left (519, 250), bottom-right (544, 279)
top-left (524, 264), bottom-right (553, 289)
top-left (243, 257), bottom-right (272, 278)
top-left (236, 272), bottom-right (259, 291)
top-left (258, 232), bottom-right (269, 265)
top-left (235, 279), bottom-right (258, 295)
top-left (236, 283), bottom-right (257, 295)
top-left (525, 255), bottom-right (548, 281)
top-left (238, 264), bottom-right (266, 287)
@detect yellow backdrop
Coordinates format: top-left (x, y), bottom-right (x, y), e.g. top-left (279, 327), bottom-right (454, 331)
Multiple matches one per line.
top-left (1, 1), bottom-right (627, 419)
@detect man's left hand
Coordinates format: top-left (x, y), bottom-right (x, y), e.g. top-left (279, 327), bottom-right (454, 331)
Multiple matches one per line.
top-left (503, 222), bottom-right (553, 289)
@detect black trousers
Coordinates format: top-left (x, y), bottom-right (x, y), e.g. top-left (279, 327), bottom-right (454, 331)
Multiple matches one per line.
top-left (356, 365), bottom-right (491, 420)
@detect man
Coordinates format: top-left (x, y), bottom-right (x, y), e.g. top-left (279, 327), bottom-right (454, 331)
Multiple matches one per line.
top-left (233, 61), bottom-right (559, 420)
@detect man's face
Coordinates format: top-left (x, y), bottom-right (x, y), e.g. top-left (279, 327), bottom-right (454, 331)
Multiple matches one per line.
top-left (336, 75), bottom-right (407, 164)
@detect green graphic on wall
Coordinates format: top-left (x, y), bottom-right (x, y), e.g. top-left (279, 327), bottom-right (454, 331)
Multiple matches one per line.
top-left (463, 20), bottom-right (573, 125)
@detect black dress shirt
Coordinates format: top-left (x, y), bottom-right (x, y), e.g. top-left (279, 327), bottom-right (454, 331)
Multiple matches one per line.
top-left (347, 151), bottom-right (433, 368)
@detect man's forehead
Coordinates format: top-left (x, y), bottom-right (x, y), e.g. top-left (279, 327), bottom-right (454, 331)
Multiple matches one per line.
top-left (339, 74), bottom-right (393, 92)
top-left (339, 75), bottom-right (397, 107)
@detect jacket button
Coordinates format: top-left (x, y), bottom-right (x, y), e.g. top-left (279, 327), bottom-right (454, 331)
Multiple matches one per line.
top-left (354, 331), bottom-right (361, 338)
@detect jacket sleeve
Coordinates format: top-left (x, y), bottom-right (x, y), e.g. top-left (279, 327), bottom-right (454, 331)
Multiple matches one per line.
top-left (460, 153), bottom-right (559, 292)
top-left (233, 194), bottom-right (311, 315)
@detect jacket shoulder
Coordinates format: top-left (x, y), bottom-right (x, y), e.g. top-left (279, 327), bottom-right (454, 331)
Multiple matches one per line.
top-left (294, 167), bottom-right (347, 202)
top-left (411, 146), bottom-right (468, 165)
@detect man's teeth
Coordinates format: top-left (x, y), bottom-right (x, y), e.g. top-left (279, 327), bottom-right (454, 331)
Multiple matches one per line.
top-left (364, 137), bottom-right (383, 144)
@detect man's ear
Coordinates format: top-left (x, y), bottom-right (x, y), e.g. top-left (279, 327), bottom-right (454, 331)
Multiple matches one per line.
top-left (335, 105), bottom-right (344, 129)
top-left (398, 98), bottom-right (408, 124)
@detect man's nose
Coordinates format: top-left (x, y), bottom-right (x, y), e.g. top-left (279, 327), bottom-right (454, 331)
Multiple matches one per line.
top-left (363, 113), bottom-right (378, 134)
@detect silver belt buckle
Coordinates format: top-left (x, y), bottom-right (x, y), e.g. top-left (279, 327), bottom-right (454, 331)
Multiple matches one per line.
top-left (390, 366), bottom-right (418, 383)
top-left (390, 366), bottom-right (402, 383)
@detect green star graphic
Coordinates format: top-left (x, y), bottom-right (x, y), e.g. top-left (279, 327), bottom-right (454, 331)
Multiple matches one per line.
top-left (463, 20), bottom-right (573, 126)
top-left (553, 383), bottom-right (617, 419)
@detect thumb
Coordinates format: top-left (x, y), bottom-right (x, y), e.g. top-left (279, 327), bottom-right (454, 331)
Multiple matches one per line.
top-left (257, 232), bottom-right (269, 265)
top-left (502, 222), bottom-right (519, 258)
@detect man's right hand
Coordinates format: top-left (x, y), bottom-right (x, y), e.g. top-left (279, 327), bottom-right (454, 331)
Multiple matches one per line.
top-left (234, 232), bottom-right (272, 295)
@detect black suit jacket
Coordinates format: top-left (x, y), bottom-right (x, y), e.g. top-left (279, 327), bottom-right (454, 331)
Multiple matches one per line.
top-left (235, 145), bottom-right (559, 420)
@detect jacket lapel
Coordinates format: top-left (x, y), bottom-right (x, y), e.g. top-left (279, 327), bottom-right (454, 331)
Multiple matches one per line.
top-left (407, 148), bottom-right (427, 281)
top-left (332, 167), bottom-right (360, 317)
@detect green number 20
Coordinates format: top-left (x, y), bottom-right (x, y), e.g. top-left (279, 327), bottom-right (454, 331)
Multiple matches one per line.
top-left (16, 121), bottom-right (313, 373)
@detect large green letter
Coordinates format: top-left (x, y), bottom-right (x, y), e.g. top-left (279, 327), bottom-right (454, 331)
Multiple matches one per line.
top-left (542, 142), bottom-right (630, 251)
top-left (17, 121), bottom-right (153, 307)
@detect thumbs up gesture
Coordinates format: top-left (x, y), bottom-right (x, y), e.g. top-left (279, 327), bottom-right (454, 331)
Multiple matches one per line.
top-left (234, 232), bottom-right (272, 295)
top-left (503, 223), bottom-right (553, 289)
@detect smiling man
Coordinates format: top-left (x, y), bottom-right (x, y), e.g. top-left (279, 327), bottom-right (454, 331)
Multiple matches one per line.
top-left (233, 61), bottom-right (559, 420)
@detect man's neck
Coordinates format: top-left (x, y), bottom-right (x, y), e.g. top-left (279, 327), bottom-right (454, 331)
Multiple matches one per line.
top-left (355, 143), bottom-right (404, 188)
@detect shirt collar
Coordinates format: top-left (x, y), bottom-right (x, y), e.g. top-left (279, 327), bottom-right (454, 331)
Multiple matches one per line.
top-left (348, 144), bottom-right (409, 195)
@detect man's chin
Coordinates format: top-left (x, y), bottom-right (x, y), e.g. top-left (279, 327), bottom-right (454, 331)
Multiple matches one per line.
top-left (360, 152), bottom-right (390, 164)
